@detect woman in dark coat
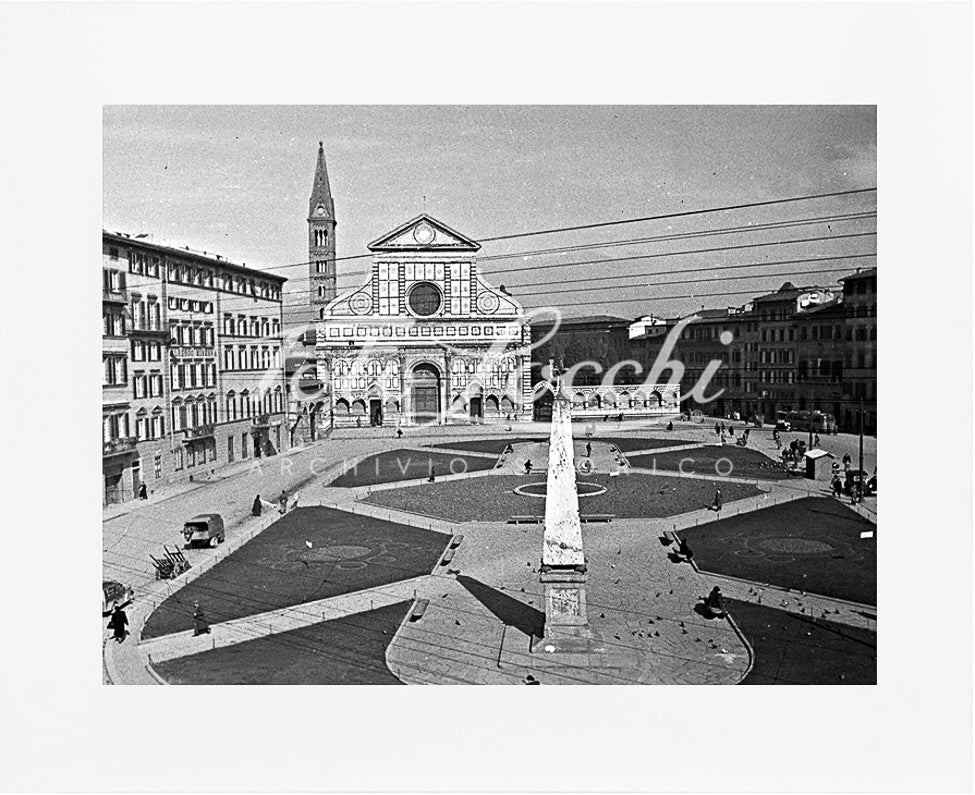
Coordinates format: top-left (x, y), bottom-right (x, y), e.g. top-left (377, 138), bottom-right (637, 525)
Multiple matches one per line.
top-left (107, 605), bottom-right (128, 643)
top-left (252, 494), bottom-right (263, 517)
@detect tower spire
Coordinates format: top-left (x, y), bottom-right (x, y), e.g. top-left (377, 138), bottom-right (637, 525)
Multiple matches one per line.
top-left (309, 141), bottom-right (334, 220)
top-left (308, 142), bottom-right (337, 314)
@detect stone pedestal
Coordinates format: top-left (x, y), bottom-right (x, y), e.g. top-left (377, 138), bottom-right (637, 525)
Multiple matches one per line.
top-left (531, 566), bottom-right (606, 655)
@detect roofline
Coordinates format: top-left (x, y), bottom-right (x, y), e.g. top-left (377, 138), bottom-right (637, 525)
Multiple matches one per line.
top-left (838, 267), bottom-right (878, 282)
top-left (366, 213), bottom-right (481, 252)
top-left (103, 231), bottom-right (288, 284)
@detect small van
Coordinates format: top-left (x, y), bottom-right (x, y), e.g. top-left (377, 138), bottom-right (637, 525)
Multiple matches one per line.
top-left (183, 513), bottom-right (226, 548)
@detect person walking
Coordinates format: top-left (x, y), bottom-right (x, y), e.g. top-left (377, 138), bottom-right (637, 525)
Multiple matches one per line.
top-left (252, 494), bottom-right (263, 517)
top-left (585, 442), bottom-right (592, 458)
top-left (107, 605), bottom-right (128, 643)
top-left (278, 489), bottom-right (288, 515)
top-left (524, 459), bottom-right (533, 475)
top-left (831, 474), bottom-right (843, 498)
top-left (813, 433), bottom-right (821, 448)
top-left (192, 603), bottom-right (210, 636)
top-left (667, 420), bottom-right (674, 432)
top-left (842, 453), bottom-right (852, 472)
top-left (712, 489), bottom-right (723, 513)
top-left (138, 482), bottom-right (148, 500)
top-left (427, 467), bottom-right (436, 483)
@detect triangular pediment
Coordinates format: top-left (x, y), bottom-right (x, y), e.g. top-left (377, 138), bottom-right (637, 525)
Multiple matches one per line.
top-left (367, 214), bottom-right (481, 252)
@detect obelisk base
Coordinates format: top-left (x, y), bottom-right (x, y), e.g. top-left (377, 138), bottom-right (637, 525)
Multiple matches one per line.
top-left (531, 567), bottom-right (606, 655)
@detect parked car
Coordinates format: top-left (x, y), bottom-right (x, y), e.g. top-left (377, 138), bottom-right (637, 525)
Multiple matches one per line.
top-left (183, 513), bottom-right (226, 548)
top-left (102, 580), bottom-right (134, 615)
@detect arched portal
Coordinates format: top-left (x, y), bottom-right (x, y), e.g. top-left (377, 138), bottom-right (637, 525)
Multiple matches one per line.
top-left (410, 362), bottom-right (442, 424)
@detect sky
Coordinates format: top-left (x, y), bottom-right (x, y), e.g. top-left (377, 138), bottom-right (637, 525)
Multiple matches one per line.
top-left (103, 105), bottom-right (876, 325)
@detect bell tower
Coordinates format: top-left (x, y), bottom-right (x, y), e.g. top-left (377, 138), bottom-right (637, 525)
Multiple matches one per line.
top-left (308, 141), bottom-right (337, 317)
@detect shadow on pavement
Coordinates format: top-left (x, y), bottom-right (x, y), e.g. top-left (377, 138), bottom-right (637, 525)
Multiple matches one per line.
top-left (456, 575), bottom-right (544, 638)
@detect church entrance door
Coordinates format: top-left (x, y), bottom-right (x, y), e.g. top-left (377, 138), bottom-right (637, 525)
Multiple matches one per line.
top-left (410, 363), bottom-right (441, 425)
top-left (469, 397), bottom-right (483, 422)
top-left (370, 399), bottom-right (383, 427)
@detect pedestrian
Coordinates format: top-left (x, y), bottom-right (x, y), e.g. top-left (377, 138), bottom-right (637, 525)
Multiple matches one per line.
top-left (252, 494), bottom-right (263, 517)
top-left (396, 428), bottom-right (403, 439)
top-left (192, 603), bottom-right (210, 636)
top-left (842, 453), bottom-right (852, 472)
top-left (138, 482), bottom-right (148, 500)
top-left (704, 586), bottom-right (725, 617)
top-left (107, 605), bottom-right (128, 643)
top-left (585, 442), bottom-right (592, 458)
top-left (729, 425), bottom-right (735, 437)
top-left (712, 489), bottom-right (723, 513)
top-left (715, 422), bottom-right (721, 436)
top-left (667, 421), bottom-right (673, 432)
top-left (427, 467), bottom-right (436, 483)
top-left (831, 474), bottom-right (843, 497)
top-left (524, 459), bottom-right (533, 475)
top-left (278, 489), bottom-right (288, 515)
top-left (618, 412), bottom-right (623, 423)
top-left (814, 433), bottom-right (820, 448)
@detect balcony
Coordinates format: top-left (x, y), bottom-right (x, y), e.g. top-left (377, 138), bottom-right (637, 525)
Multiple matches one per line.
top-left (183, 424), bottom-right (216, 441)
top-left (130, 324), bottom-right (170, 339)
top-left (102, 289), bottom-right (127, 304)
top-left (103, 436), bottom-right (137, 457)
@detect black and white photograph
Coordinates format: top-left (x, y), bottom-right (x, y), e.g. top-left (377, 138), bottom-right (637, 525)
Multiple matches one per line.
top-left (2, 2), bottom-right (971, 793)
top-left (101, 105), bottom-right (879, 687)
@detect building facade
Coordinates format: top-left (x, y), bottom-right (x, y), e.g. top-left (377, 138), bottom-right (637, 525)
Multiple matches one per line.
top-left (530, 315), bottom-right (679, 420)
top-left (624, 274), bottom-right (876, 433)
top-left (102, 232), bottom-right (289, 504)
top-left (316, 214), bottom-right (533, 428)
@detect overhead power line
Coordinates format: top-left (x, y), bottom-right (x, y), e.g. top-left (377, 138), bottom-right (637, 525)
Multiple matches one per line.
top-left (108, 187), bottom-right (876, 276)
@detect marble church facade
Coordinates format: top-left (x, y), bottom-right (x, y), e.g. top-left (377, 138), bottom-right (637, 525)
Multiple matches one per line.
top-left (316, 214), bottom-right (533, 428)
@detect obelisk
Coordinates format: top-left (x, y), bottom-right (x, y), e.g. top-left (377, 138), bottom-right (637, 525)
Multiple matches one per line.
top-left (532, 368), bottom-right (596, 653)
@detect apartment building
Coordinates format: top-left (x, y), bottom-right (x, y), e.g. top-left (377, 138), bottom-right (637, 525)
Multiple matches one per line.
top-left (102, 232), bottom-right (288, 504)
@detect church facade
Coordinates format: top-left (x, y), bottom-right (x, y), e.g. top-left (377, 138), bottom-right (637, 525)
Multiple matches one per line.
top-left (316, 214), bottom-right (534, 428)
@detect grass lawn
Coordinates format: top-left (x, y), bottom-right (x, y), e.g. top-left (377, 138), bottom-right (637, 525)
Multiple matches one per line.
top-left (142, 507), bottom-right (447, 639)
top-left (427, 437), bottom-right (548, 454)
top-left (329, 449), bottom-right (496, 487)
top-left (582, 435), bottom-right (699, 453)
top-left (728, 599), bottom-right (876, 684)
top-left (680, 497), bottom-right (876, 605)
top-left (427, 436), bottom-right (695, 455)
top-left (364, 473), bottom-right (761, 522)
top-left (628, 445), bottom-right (790, 480)
top-left (154, 602), bottom-right (408, 684)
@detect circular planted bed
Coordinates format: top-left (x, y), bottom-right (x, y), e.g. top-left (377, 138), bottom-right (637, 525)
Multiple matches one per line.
top-left (513, 481), bottom-right (607, 498)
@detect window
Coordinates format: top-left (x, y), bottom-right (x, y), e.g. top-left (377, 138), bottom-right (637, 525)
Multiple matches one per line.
top-left (133, 372), bottom-right (147, 399)
top-left (103, 355), bottom-right (128, 386)
top-left (408, 282), bottom-right (442, 316)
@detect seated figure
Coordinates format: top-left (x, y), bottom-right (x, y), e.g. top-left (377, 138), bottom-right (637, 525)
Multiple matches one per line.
top-left (703, 586), bottom-right (725, 618)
